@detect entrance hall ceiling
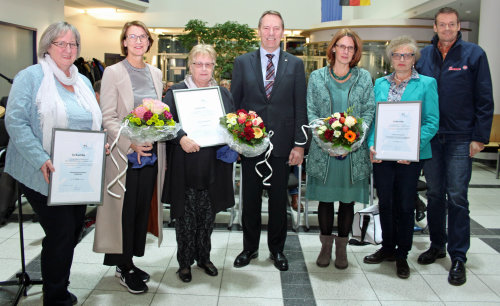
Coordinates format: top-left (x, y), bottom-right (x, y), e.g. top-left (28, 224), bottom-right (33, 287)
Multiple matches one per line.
top-left (65, 0), bottom-right (148, 12)
top-left (406, 0), bottom-right (481, 23)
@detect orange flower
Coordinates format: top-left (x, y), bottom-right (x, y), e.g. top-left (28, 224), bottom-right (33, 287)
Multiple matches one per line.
top-left (253, 127), bottom-right (263, 138)
top-left (344, 130), bottom-right (356, 143)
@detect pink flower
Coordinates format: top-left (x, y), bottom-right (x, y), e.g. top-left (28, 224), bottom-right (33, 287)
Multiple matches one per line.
top-left (151, 101), bottom-right (167, 114)
top-left (164, 111), bottom-right (172, 120)
top-left (133, 106), bottom-right (148, 119)
top-left (252, 117), bottom-right (263, 126)
top-left (143, 110), bottom-right (153, 121)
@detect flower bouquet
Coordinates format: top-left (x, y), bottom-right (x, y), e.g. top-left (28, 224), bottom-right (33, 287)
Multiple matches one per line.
top-left (312, 108), bottom-right (367, 156)
top-left (122, 98), bottom-right (180, 145)
top-left (220, 109), bottom-right (270, 157)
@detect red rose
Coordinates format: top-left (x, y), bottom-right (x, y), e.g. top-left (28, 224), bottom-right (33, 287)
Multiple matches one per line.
top-left (244, 126), bottom-right (254, 140)
top-left (324, 129), bottom-right (333, 141)
top-left (237, 109), bottom-right (248, 115)
top-left (339, 117), bottom-right (345, 124)
top-left (342, 126), bottom-right (349, 133)
top-left (245, 120), bottom-right (252, 127)
top-left (259, 122), bottom-right (264, 128)
top-left (143, 110), bottom-right (153, 121)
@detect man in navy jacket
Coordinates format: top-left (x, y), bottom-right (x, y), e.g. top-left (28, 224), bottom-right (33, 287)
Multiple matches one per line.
top-left (416, 7), bottom-right (494, 286)
top-left (231, 10), bottom-right (307, 271)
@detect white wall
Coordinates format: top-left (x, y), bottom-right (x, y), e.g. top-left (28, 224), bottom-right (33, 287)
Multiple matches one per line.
top-left (66, 13), bottom-right (122, 61)
top-left (0, 0), bottom-right (64, 40)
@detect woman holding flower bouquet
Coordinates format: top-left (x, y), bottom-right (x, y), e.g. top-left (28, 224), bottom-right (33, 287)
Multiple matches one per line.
top-left (93, 21), bottom-right (166, 294)
top-left (306, 29), bottom-right (375, 269)
top-left (363, 36), bottom-right (439, 279)
top-left (162, 44), bottom-right (235, 283)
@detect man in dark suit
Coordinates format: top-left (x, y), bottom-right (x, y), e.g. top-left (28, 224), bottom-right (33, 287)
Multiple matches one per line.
top-left (231, 10), bottom-right (307, 271)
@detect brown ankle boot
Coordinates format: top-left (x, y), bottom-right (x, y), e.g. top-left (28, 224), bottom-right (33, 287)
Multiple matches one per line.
top-left (334, 236), bottom-right (349, 269)
top-left (316, 234), bottom-right (334, 267)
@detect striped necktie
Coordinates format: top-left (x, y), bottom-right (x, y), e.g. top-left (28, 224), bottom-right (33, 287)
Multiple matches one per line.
top-left (265, 54), bottom-right (275, 99)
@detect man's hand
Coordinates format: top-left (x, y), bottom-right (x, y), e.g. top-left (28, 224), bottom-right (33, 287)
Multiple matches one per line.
top-left (470, 141), bottom-right (484, 157)
top-left (288, 147), bottom-right (305, 166)
top-left (369, 146), bottom-right (382, 164)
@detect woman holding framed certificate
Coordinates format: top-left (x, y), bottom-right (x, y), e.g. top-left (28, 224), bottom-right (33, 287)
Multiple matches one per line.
top-left (306, 29), bottom-right (375, 270)
top-left (364, 35), bottom-right (439, 279)
top-left (93, 21), bottom-right (166, 294)
top-left (4, 22), bottom-right (102, 305)
top-left (162, 44), bottom-right (235, 283)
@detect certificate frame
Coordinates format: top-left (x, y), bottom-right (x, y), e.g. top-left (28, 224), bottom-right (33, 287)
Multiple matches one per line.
top-left (47, 128), bottom-right (107, 206)
top-left (374, 101), bottom-right (422, 162)
top-left (173, 86), bottom-right (226, 147)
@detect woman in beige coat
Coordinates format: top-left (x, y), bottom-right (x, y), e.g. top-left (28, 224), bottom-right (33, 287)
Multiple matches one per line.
top-left (93, 21), bottom-right (165, 294)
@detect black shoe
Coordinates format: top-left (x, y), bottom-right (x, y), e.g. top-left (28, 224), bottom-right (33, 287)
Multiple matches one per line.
top-left (270, 252), bottom-right (289, 271)
top-left (197, 261), bottom-right (218, 276)
top-left (119, 269), bottom-right (148, 294)
top-left (69, 292), bottom-right (77, 305)
top-left (116, 265), bottom-right (150, 283)
top-left (415, 195), bottom-right (427, 222)
top-left (234, 250), bottom-right (258, 268)
top-left (396, 259), bottom-right (410, 279)
top-left (363, 248), bottom-right (396, 264)
top-left (178, 267), bottom-right (192, 283)
top-left (448, 260), bottom-right (466, 286)
top-left (417, 247), bottom-right (446, 265)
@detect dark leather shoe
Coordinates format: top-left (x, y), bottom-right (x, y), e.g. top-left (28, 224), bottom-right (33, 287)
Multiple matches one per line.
top-left (234, 250), bottom-right (258, 268)
top-left (417, 247), bottom-right (446, 265)
top-left (363, 248), bottom-right (396, 264)
top-left (448, 260), bottom-right (466, 286)
top-left (197, 261), bottom-right (218, 276)
top-left (396, 259), bottom-right (410, 279)
top-left (270, 252), bottom-right (289, 271)
top-left (177, 267), bottom-right (192, 283)
top-left (415, 195), bottom-right (426, 222)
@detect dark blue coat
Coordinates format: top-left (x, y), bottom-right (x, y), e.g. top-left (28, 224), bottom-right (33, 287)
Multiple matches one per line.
top-left (416, 32), bottom-right (494, 143)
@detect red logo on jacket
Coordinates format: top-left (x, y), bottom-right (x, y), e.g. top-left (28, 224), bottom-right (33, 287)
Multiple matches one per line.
top-left (448, 66), bottom-right (462, 71)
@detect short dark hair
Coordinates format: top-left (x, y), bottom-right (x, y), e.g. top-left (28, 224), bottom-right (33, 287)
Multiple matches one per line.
top-left (434, 7), bottom-right (460, 24)
top-left (258, 10), bottom-right (284, 29)
top-left (93, 80), bottom-right (101, 94)
top-left (120, 21), bottom-right (154, 56)
top-left (326, 28), bottom-right (363, 68)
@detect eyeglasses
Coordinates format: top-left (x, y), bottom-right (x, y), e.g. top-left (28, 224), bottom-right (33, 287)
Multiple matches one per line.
top-left (126, 34), bottom-right (149, 42)
top-left (391, 53), bottom-right (415, 60)
top-left (192, 62), bottom-right (215, 69)
top-left (335, 44), bottom-right (355, 53)
top-left (52, 41), bottom-right (79, 50)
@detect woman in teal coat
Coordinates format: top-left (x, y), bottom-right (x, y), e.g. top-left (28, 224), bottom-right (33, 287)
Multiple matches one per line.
top-left (363, 35), bottom-right (439, 279)
top-left (307, 29), bottom-right (375, 269)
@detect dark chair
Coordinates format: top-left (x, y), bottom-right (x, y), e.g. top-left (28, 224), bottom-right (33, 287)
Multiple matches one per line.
top-left (0, 112), bottom-right (18, 226)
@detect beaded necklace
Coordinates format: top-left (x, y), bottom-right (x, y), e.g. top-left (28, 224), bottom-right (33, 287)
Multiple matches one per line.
top-left (330, 67), bottom-right (352, 81)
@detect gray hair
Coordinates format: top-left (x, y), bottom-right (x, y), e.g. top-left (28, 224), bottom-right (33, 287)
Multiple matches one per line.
top-left (386, 35), bottom-right (420, 61)
top-left (187, 44), bottom-right (217, 67)
top-left (38, 21), bottom-right (81, 59)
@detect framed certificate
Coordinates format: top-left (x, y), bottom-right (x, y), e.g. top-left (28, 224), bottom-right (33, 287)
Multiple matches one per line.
top-left (48, 129), bottom-right (107, 206)
top-left (374, 101), bottom-right (422, 162)
top-left (173, 86), bottom-right (226, 147)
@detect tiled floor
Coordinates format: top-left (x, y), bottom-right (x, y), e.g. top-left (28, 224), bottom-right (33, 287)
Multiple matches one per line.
top-left (1, 161), bottom-right (500, 305)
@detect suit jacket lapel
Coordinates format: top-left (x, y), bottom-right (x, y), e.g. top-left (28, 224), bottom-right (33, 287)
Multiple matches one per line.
top-left (251, 49), bottom-right (267, 99)
top-left (269, 51), bottom-right (288, 100)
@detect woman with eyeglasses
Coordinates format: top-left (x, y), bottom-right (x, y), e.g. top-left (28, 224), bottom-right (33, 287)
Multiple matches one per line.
top-left (363, 35), bottom-right (439, 279)
top-left (162, 44), bottom-right (235, 283)
top-left (4, 22), bottom-right (103, 305)
top-left (306, 28), bottom-right (375, 270)
top-left (93, 21), bottom-right (165, 294)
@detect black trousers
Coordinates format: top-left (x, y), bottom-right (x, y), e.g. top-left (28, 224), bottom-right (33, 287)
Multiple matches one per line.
top-left (373, 161), bottom-right (421, 259)
top-left (175, 188), bottom-right (215, 268)
top-left (21, 184), bottom-right (86, 306)
top-left (241, 155), bottom-right (289, 254)
top-left (104, 161), bottom-right (157, 267)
